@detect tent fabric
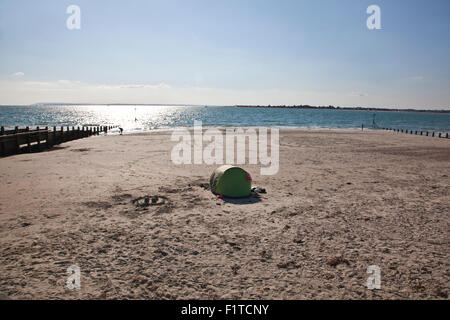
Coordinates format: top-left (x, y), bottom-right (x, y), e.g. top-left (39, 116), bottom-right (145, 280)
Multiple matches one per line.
top-left (210, 165), bottom-right (252, 198)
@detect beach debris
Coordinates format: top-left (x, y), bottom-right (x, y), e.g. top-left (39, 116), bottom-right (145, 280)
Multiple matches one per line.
top-left (277, 260), bottom-right (301, 270)
top-left (293, 232), bottom-right (305, 244)
top-left (198, 183), bottom-right (210, 190)
top-left (251, 186), bottom-right (266, 194)
top-left (259, 250), bottom-right (272, 261)
top-left (154, 248), bottom-right (168, 257)
top-left (225, 240), bottom-right (241, 250)
top-left (128, 195), bottom-right (174, 214)
top-left (326, 256), bottom-right (350, 267)
top-left (231, 264), bottom-right (240, 275)
top-left (131, 195), bottom-right (167, 207)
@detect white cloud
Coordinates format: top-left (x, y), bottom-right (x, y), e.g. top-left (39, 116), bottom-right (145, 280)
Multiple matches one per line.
top-left (349, 92), bottom-right (368, 97)
top-left (411, 75), bottom-right (425, 81)
top-left (12, 72), bottom-right (25, 77)
top-left (97, 83), bottom-right (171, 90)
top-left (57, 80), bottom-right (72, 85)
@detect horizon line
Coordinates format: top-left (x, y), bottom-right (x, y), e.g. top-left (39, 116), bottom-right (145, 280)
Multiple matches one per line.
top-left (1, 103), bottom-right (449, 113)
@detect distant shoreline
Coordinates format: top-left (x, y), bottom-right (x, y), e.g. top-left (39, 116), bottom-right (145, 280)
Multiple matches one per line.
top-left (233, 105), bottom-right (450, 114)
top-left (1, 103), bottom-right (449, 114)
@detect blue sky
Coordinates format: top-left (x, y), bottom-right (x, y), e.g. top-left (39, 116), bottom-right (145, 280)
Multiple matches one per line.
top-left (0, 0), bottom-right (449, 109)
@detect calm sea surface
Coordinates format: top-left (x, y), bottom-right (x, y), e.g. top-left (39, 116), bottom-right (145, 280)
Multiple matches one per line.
top-left (0, 105), bottom-right (449, 133)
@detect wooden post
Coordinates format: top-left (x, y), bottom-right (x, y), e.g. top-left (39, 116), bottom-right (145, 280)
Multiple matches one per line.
top-left (26, 126), bottom-right (31, 152)
top-left (36, 126), bottom-right (40, 151)
top-left (45, 126), bottom-right (50, 149)
top-left (15, 127), bottom-right (20, 152)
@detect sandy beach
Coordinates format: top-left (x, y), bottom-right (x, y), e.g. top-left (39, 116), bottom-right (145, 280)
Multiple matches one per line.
top-left (0, 129), bottom-right (448, 299)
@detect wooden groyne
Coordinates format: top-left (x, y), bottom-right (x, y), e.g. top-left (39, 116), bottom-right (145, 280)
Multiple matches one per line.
top-left (0, 125), bottom-right (119, 157)
top-left (380, 127), bottom-right (449, 139)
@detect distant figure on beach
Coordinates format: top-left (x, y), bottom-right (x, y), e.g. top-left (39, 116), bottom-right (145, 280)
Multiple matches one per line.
top-left (361, 124), bottom-right (364, 131)
top-left (119, 127), bottom-right (123, 135)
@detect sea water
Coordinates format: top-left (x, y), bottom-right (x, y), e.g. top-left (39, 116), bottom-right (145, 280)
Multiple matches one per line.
top-left (0, 105), bottom-right (449, 133)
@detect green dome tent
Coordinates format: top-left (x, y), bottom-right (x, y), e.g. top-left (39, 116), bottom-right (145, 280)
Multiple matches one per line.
top-left (210, 165), bottom-right (252, 198)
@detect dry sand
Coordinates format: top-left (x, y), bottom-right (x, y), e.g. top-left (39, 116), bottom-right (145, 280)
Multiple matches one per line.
top-left (0, 129), bottom-right (448, 299)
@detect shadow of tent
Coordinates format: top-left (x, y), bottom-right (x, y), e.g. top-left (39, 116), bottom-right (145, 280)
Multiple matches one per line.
top-left (220, 193), bottom-right (262, 205)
